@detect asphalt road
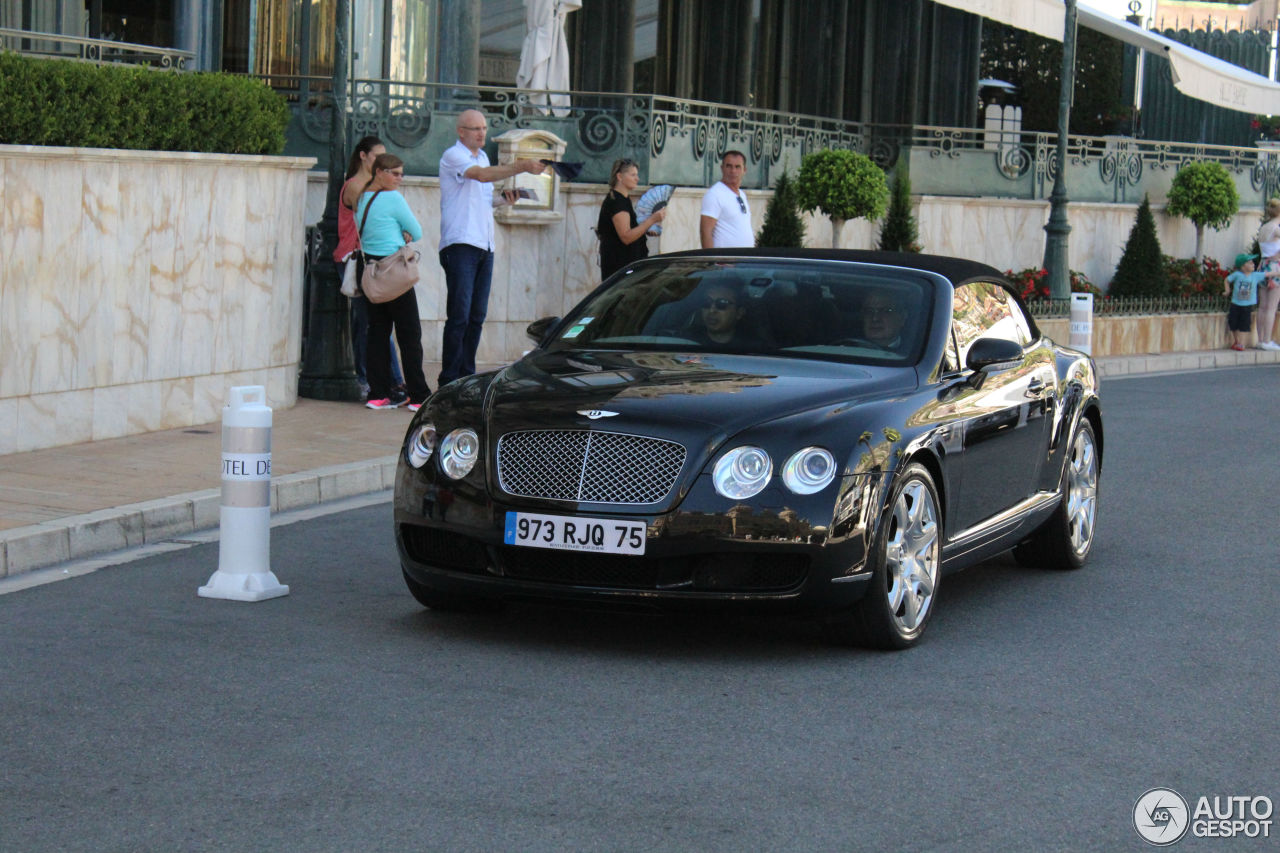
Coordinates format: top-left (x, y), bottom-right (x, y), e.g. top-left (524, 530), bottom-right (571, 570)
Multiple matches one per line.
top-left (2, 366), bottom-right (1278, 852)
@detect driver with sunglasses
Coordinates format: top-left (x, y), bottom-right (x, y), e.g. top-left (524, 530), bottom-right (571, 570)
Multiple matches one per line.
top-left (692, 282), bottom-right (765, 351)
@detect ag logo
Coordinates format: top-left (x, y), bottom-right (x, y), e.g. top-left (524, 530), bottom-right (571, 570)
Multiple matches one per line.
top-left (1134, 788), bottom-right (1190, 846)
top-left (577, 410), bottom-right (619, 420)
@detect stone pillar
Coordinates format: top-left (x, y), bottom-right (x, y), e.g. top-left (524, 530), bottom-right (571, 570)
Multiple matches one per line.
top-left (437, 0), bottom-right (480, 87)
top-left (173, 0), bottom-right (199, 59)
top-left (571, 0), bottom-right (635, 93)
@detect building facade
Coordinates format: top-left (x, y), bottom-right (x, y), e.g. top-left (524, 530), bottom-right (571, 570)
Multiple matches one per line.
top-left (1, 0), bottom-right (981, 129)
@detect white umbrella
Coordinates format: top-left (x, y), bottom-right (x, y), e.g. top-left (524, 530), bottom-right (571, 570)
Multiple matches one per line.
top-left (515, 0), bottom-right (583, 117)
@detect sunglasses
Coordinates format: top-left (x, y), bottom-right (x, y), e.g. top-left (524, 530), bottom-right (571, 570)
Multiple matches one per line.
top-left (702, 297), bottom-right (737, 310)
top-left (736, 195), bottom-right (747, 213)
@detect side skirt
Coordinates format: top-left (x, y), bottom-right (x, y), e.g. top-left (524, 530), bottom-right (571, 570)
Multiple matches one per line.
top-left (941, 491), bottom-right (1060, 572)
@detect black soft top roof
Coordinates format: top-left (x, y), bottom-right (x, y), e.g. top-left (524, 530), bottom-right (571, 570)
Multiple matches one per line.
top-left (659, 248), bottom-right (1006, 285)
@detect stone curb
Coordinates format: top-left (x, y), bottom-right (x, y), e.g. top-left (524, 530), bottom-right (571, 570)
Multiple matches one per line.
top-left (0, 456), bottom-right (397, 580)
top-left (1097, 347), bottom-right (1280, 378)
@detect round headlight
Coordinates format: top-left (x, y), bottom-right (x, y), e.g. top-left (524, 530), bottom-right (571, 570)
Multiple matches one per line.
top-left (440, 428), bottom-right (480, 479)
top-left (782, 447), bottom-right (837, 494)
top-left (712, 446), bottom-right (773, 499)
top-left (405, 423), bottom-right (437, 469)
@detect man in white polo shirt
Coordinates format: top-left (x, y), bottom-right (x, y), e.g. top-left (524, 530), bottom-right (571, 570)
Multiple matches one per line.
top-left (437, 109), bottom-right (546, 387)
top-left (699, 150), bottom-right (754, 249)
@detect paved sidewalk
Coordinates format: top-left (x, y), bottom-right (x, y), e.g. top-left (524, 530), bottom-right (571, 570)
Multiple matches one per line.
top-left (2, 347), bottom-right (1278, 580)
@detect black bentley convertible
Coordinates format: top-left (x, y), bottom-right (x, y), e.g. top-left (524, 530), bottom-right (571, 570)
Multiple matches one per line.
top-left (393, 249), bottom-right (1102, 648)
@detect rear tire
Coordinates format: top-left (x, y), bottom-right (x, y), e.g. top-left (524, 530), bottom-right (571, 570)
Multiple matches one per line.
top-left (825, 463), bottom-right (941, 650)
top-left (1013, 417), bottom-right (1099, 570)
top-left (402, 568), bottom-right (503, 613)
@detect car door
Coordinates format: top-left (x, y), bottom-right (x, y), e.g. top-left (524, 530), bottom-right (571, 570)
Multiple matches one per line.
top-left (942, 281), bottom-right (1056, 533)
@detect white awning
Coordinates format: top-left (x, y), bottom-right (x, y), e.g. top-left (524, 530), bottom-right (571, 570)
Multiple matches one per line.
top-left (930, 0), bottom-right (1280, 115)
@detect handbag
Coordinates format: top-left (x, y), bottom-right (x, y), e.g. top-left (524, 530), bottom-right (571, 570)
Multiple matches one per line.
top-left (340, 257), bottom-right (358, 298)
top-left (358, 189), bottom-right (421, 304)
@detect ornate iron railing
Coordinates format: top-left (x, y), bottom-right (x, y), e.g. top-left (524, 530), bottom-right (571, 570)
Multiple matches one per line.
top-left (264, 75), bottom-right (1280, 205)
top-left (1027, 293), bottom-right (1230, 318)
top-left (0, 28), bottom-right (194, 70)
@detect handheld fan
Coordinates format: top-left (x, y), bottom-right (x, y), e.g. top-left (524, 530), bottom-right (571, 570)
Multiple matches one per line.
top-left (539, 159), bottom-right (584, 181)
top-left (635, 184), bottom-right (675, 235)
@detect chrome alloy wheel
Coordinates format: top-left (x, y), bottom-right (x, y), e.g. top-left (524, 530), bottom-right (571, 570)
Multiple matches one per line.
top-left (883, 478), bottom-right (940, 634)
top-left (1065, 424), bottom-right (1098, 556)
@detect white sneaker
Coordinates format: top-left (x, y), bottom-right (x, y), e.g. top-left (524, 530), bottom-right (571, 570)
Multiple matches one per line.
top-left (1261, 341), bottom-right (1280, 351)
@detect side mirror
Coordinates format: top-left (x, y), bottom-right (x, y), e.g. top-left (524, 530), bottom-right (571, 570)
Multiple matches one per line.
top-left (525, 316), bottom-right (561, 347)
top-left (965, 337), bottom-right (1023, 382)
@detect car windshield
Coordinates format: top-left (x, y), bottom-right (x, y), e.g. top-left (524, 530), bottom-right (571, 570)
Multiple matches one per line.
top-left (544, 258), bottom-right (934, 365)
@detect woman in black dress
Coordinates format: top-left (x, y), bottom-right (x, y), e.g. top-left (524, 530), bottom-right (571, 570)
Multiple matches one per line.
top-left (597, 158), bottom-right (666, 280)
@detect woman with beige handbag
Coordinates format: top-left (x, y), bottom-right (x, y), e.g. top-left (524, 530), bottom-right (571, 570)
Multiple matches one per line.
top-left (355, 153), bottom-right (431, 410)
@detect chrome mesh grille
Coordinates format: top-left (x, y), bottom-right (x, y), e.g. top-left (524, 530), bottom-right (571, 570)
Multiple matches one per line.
top-left (496, 429), bottom-right (686, 504)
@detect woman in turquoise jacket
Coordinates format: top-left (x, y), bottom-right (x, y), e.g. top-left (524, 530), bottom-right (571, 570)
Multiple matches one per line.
top-left (356, 154), bottom-right (430, 410)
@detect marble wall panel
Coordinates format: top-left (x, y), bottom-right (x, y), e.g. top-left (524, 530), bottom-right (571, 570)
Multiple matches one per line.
top-left (0, 397), bottom-right (16, 456)
top-left (2, 145), bottom-right (313, 453)
top-left (192, 374), bottom-right (229, 426)
top-left (114, 160), bottom-right (154, 386)
top-left (78, 160), bottom-right (122, 389)
top-left (918, 197), bottom-right (1268, 287)
top-left (210, 169), bottom-right (247, 375)
top-left (0, 160), bottom-right (40, 398)
top-left (16, 389), bottom-right (93, 452)
top-left (234, 169), bottom-right (271, 373)
top-left (91, 385), bottom-right (131, 442)
top-left (656, 191), bottom-right (701, 254)
top-left (266, 168), bottom-right (306, 370)
top-left (177, 164), bottom-right (219, 378)
top-left (32, 161), bottom-right (83, 395)
top-left (146, 161), bottom-right (185, 382)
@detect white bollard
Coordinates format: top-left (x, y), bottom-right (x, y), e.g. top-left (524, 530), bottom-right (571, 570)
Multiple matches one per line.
top-left (1069, 292), bottom-right (1093, 355)
top-left (198, 386), bottom-right (289, 602)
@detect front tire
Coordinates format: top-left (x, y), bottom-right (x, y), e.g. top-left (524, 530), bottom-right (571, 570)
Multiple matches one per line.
top-left (1014, 417), bottom-right (1099, 570)
top-left (826, 464), bottom-right (942, 650)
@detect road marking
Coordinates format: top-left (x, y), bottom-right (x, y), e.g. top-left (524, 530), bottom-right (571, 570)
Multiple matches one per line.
top-left (0, 491), bottom-right (392, 597)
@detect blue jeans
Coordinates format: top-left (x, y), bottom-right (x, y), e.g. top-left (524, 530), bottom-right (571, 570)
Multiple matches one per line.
top-left (350, 294), bottom-right (403, 387)
top-left (438, 243), bottom-right (494, 387)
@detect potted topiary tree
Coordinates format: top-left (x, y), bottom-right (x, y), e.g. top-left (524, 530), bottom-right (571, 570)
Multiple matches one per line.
top-left (1109, 194), bottom-right (1170, 298)
top-left (878, 168), bottom-right (921, 252)
top-left (1166, 161), bottom-right (1239, 262)
top-left (756, 171), bottom-right (806, 248)
top-left (795, 148), bottom-right (889, 249)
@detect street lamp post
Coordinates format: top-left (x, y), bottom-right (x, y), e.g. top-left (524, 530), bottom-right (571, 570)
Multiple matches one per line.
top-left (298, 0), bottom-right (361, 401)
top-left (1043, 0), bottom-right (1079, 301)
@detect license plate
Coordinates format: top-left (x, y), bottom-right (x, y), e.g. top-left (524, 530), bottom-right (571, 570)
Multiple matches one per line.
top-left (503, 511), bottom-right (646, 555)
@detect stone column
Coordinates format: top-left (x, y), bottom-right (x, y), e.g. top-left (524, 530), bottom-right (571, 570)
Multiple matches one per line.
top-left (571, 0), bottom-right (635, 93)
top-left (437, 0), bottom-right (480, 87)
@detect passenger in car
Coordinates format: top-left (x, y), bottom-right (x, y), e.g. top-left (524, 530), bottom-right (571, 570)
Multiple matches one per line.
top-left (859, 289), bottom-right (910, 351)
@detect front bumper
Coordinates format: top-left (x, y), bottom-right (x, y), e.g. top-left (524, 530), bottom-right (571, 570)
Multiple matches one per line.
top-left (394, 459), bottom-right (881, 612)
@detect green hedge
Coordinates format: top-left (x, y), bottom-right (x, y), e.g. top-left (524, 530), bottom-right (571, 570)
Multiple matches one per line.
top-left (0, 52), bottom-right (289, 155)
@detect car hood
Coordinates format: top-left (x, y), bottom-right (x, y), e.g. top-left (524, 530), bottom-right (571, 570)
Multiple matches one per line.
top-left (476, 350), bottom-right (915, 437)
